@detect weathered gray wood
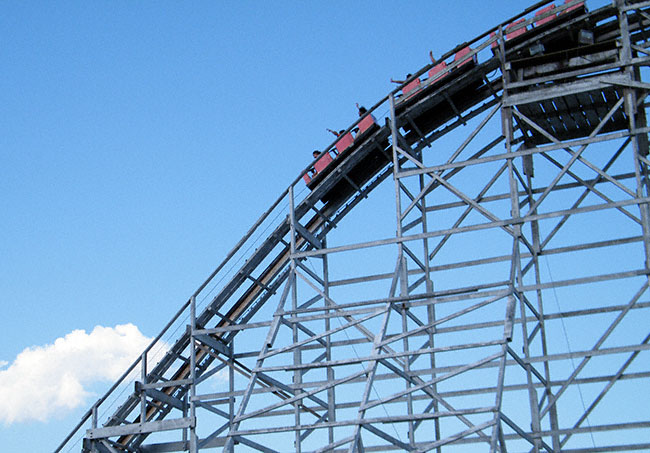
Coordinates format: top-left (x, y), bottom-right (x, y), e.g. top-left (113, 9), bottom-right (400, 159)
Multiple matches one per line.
top-left (87, 417), bottom-right (194, 439)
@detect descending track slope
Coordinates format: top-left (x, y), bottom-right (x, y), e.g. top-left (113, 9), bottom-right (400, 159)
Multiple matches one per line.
top-left (59, 1), bottom-right (650, 451)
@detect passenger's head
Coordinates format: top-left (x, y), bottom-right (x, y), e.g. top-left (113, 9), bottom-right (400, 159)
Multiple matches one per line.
top-left (313, 150), bottom-right (320, 158)
top-left (358, 106), bottom-right (367, 116)
top-left (339, 130), bottom-right (345, 135)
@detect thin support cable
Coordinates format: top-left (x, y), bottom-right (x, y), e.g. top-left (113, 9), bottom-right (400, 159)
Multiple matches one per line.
top-left (542, 255), bottom-right (597, 449)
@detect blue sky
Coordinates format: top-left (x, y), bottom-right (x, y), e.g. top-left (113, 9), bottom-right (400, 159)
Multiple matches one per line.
top-left (0, 1), bottom-right (612, 451)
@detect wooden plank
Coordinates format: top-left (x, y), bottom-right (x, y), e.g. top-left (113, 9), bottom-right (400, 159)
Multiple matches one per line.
top-left (589, 90), bottom-right (610, 124)
top-left (87, 418), bottom-right (194, 439)
top-left (602, 87), bottom-right (628, 129)
top-left (576, 92), bottom-right (601, 129)
top-left (520, 101), bottom-right (547, 127)
top-left (556, 96), bottom-right (580, 134)
top-left (516, 104), bottom-right (536, 141)
top-left (541, 99), bottom-right (566, 138)
top-left (518, 102), bottom-right (550, 144)
top-left (563, 94), bottom-right (590, 132)
top-left (504, 74), bottom-right (628, 106)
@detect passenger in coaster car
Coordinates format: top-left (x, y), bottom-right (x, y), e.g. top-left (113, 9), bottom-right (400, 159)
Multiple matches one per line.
top-left (310, 150), bottom-right (320, 176)
top-left (310, 148), bottom-right (336, 179)
top-left (391, 73), bottom-right (420, 98)
top-left (426, 50), bottom-right (449, 84)
top-left (326, 128), bottom-right (349, 156)
top-left (356, 103), bottom-right (379, 136)
top-left (328, 103), bottom-right (367, 138)
top-left (326, 128), bottom-right (346, 137)
top-left (390, 73), bottom-right (413, 85)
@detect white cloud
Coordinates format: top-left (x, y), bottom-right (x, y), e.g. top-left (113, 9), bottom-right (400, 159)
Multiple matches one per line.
top-left (0, 324), bottom-right (154, 424)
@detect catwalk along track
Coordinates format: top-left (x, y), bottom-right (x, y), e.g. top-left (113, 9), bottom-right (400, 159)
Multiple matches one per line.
top-left (59, 1), bottom-right (650, 452)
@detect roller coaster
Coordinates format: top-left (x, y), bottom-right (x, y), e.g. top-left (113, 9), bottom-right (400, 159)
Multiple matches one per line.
top-left (58, 1), bottom-right (650, 451)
